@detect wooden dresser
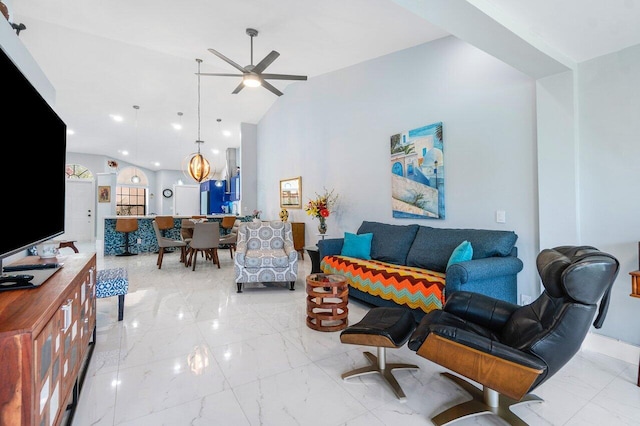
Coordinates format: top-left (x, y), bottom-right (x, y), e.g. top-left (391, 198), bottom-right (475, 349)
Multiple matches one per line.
top-left (290, 222), bottom-right (305, 259)
top-left (0, 253), bottom-right (97, 426)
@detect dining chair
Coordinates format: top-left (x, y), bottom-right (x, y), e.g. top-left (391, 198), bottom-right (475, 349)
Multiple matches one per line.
top-left (152, 220), bottom-right (187, 269)
top-left (220, 216), bottom-right (237, 235)
top-left (180, 219), bottom-right (195, 246)
top-left (219, 219), bottom-right (241, 258)
top-left (155, 215), bottom-right (175, 237)
top-left (187, 222), bottom-right (221, 270)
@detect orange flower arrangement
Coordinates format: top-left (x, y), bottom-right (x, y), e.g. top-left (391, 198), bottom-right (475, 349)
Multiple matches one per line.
top-left (305, 188), bottom-right (338, 234)
top-left (304, 188), bottom-right (338, 219)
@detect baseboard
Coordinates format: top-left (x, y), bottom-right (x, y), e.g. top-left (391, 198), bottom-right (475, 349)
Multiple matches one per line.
top-left (582, 332), bottom-right (640, 365)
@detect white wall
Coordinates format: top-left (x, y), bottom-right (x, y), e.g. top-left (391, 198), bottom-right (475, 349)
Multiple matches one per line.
top-left (0, 17), bottom-right (54, 104)
top-left (577, 44), bottom-right (640, 346)
top-left (239, 123), bottom-right (258, 217)
top-left (258, 36), bottom-right (540, 299)
top-left (536, 71), bottom-right (579, 251)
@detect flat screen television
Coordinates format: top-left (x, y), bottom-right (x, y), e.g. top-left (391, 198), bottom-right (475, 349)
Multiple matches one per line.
top-left (0, 46), bottom-right (67, 270)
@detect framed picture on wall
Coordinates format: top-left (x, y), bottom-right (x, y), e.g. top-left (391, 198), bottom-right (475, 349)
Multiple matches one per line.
top-left (280, 176), bottom-right (302, 209)
top-left (98, 186), bottom-right (111, 203)
top-left (390, 122), bottom-right (444, 219)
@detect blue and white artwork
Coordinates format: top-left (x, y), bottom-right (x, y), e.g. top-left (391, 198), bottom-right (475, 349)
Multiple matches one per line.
top-left (390, 122), bottom-right (444, 219)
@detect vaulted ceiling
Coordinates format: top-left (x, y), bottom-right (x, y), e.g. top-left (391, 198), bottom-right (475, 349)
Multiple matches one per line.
top-left (7, 0), bottom-right (640, 174)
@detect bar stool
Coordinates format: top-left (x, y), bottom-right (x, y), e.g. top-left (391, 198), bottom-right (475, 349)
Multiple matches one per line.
top-left (115, 218), bottom-right (138, 256)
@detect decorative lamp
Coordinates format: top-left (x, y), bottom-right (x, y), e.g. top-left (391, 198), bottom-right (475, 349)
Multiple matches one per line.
top-left (131, 105), bottom-right (141, 183)
top-left (184, 59), bottom-right (212, 183)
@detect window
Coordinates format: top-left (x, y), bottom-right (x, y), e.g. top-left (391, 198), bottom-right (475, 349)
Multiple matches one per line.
top-left (116, 186), bottom-right (146, 216)
top-left (116, 167), bottom-right (148, 215)
top-left (65, 164), bottom-right (94, 179)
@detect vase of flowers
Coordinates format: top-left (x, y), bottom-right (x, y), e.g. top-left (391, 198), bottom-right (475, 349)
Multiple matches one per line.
top-left (317, 216), bottom-right (328, 234)
top-left (305, 188), bottom-right (338, 235)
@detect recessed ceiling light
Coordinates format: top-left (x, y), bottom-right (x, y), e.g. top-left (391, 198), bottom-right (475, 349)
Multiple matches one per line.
top-left (110, 114), bottom-right (123, 122)
top-left (172, 123), bottom-right (182, 130)
top-left (152, 162), bottom-right (160, 167)
top-left (222, 130), bottom-right (231, 137)
top-left (121, 150), bottom-right (130, 156)
top-left (66, 129), bottom-right (75, 135)
top-left (211, 149), bottom-right (220, 155)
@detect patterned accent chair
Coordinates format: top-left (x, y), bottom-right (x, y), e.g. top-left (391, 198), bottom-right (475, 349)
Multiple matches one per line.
top-left (96, 268), bottom-right (129, 321)
top-left (234, 221), bottom-right (298, 293)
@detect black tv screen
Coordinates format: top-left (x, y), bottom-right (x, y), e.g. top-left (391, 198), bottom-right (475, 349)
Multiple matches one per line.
top-left (0, 46), bottom-right (66, 264)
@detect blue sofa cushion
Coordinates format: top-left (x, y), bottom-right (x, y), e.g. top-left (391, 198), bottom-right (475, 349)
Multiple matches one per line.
top-left (341, 232), bottom-right (373, 260)
top-left (357, 221), bottom-right (420, 265)
top-left (447, 240), bottom-right (473, 269)
top-left (406, 226), bottom-right (518, 272)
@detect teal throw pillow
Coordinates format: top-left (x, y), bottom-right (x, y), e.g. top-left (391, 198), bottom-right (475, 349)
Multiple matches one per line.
top-left (341, 232), bottom-right (373, 260)
top-left (447, 240), bottom-right (473, 269)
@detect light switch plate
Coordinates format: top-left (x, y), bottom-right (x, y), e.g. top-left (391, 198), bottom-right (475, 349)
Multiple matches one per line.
top-left (496, 210), bottom-right (506, 223)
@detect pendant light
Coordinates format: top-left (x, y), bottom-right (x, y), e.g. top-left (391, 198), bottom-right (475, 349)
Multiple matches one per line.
top-left (183, 58), bottom-right (211, 183)
top-left (131, 105), bottom-right (141, 183)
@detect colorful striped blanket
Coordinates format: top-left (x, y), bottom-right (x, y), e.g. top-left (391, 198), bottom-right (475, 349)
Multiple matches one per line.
top-left (321, 255), bottom-right (446, 314)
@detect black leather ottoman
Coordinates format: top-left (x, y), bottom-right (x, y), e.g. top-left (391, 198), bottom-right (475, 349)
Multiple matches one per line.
top-left (339, 307), bottom-right (418, 401)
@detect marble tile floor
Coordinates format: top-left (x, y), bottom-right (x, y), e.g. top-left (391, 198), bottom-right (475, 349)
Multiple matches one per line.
top-left (70, 244), bottom-right (640, 426)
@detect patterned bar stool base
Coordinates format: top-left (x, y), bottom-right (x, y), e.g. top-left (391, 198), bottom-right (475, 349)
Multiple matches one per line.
top-left (96, 268), bottom-right (129, 321)
top-left (340, 307), bottom-right (418, 401)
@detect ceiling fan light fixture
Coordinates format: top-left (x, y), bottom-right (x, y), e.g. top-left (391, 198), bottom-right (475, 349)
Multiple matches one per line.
top-left (243, 74), bottom-right (261, 87)
top-left (203, 27), bottom-right (307, 96)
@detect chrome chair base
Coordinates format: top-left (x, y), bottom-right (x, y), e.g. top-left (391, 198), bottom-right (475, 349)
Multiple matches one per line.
top-left (433, 372), bottom-right (543, 426)
top-left (341, 347), bottom-right (418, 402)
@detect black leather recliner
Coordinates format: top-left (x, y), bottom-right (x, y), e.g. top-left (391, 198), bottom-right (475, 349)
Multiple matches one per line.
top-left (407, 246), bottom-right (620, 425)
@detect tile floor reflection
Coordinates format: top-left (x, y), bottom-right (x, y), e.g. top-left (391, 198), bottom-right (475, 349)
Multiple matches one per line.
top-left (70, 244), bottom-right (640, 425)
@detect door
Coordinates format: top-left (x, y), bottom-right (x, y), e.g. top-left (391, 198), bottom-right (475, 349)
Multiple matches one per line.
top-left (173, 185), bottom-right (200, 216)
top-left (63, 179), bottom-right (95, 242)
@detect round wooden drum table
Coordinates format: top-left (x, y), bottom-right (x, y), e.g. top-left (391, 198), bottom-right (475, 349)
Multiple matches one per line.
top-left (306, 273), bottom-right (349, 332)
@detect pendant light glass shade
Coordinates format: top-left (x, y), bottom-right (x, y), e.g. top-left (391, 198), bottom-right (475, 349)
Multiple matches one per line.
top-left (187, 149), bottom-right (211, 183)
top-left (184, 59), bottom-right (212, 183)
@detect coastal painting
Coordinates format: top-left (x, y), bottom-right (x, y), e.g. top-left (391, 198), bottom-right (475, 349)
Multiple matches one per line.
top-left (390, 122), bottom-right (444, 219)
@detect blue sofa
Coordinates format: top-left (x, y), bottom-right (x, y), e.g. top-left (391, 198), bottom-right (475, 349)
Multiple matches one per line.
top-left (318, 221), bottom-right (523, 321)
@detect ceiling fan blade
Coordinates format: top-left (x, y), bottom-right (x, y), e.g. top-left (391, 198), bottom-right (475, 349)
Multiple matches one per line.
top-left (198, 73), bottom-right (245, 77)
top-left (252, 51), bottom-right (280, 74)
top-left (260, 73), bottom-right (308, 81)
top-left (231, 81), bottom-right (245, 95)
top-left (261, 80), bottom-right (283, 97)
top-left (207, 48), bottom-right (247, 73)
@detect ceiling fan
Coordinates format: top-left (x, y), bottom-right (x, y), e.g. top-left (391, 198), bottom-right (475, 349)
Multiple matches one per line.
top-left (199, 28), bottom-right (307, 97)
